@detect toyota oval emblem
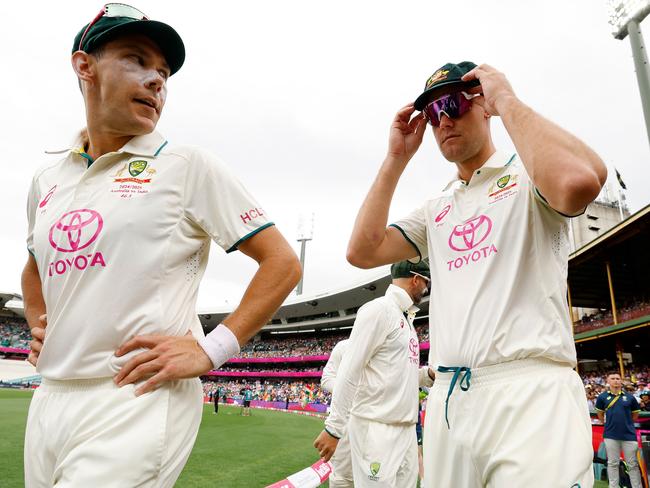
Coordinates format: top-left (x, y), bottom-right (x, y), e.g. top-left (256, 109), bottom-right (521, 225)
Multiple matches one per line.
top-left (49, 209), bottom-right (103, 252)
top-left (448, 215), bottom-right (492, 251)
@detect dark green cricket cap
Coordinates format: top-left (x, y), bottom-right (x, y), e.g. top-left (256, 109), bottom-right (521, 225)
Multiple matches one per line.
top-left (413, 61), bottom-right (480, 111)
top-left (73, 13), bottom-right (185, 76)
top-left (391, 260), bottom-right (430, 280)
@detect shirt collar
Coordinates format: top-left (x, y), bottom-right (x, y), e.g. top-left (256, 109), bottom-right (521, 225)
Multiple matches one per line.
top-left (443, 150), bottom-right (516, 191)
top-left (385, 284), bottom-right (419, 315)
top-left (47, 130), bottom-right (168, 160)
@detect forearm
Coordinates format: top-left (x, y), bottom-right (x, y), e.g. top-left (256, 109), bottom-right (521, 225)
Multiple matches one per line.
top-left (223, 253), bottom-right (301, 346)
top-left (325, 367), bottom-right (361, 437)
top-left (21, 258), bottom-right (46, 330)
top-left (498, 96), bottom-right (606, 214)
top-left (596, 411), bottom-right (605, 423)
top-left (347, 158), bottom-right (409, 268)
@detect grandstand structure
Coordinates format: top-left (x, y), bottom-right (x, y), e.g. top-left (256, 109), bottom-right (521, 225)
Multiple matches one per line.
top-left (1, 204), bottom-right (649, 396)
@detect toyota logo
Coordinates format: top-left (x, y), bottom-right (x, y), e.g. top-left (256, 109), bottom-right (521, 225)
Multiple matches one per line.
top-left (49, 209), bottom-right (103, 252)
top-left (409, 337), bottom-right (419, 356)
top-left (448, 215), bottom-right (492, 251)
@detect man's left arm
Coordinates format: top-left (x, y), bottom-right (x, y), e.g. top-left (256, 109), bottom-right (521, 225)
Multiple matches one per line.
top-left (418, 366), bottom-right (435, 388)
top-left (113, 226), bottom-right (301, 395)
top-left (463, 65), bottom-right (607, 216)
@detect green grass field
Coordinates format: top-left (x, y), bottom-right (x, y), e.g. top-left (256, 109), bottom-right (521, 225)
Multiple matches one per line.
top-left (0, 389), bottom-right (610, 487)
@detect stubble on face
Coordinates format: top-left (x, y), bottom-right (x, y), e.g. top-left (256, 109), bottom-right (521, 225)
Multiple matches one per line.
top-left (89, 34), bottom-right (169, 137)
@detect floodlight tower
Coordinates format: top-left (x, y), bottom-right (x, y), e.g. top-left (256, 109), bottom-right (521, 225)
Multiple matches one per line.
top-left (296, 212), bottom-right (315, 295)
top-left (608, 0), bottom-right (650, 148)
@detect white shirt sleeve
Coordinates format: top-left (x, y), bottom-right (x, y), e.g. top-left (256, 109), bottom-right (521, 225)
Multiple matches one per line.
top-left (390, 203), bottom-right (428, 262)
top-left (183, 147), bottom-right (274, 252)
top-left (324, 303), bottom-right (388, 438)
top-left (26, 174), bottom-right (41, 258)
top-left (321, 340), bottom-right (348, 394)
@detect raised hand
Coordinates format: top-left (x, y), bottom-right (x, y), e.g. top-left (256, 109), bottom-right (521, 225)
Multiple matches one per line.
top-left (462, 64), bottom-right (517, 117)
top-left (387, 103), bottom-right (428, 164)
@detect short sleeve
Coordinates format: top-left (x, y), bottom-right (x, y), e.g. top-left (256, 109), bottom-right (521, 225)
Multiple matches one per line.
top-left (390, 203), bottom-right (428, 263)
top-left (183, 148), bottom-right (274, 253)
top-left (594, 394), bottom-right (606, 412)
top-left (26, 175), bottom-right (41, 258)
top-left (631, 395), bottom-right (641, 412)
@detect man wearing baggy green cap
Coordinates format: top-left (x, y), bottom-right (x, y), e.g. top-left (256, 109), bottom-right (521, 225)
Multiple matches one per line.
top-left (314, 260), bottom-right (435, 487)
top-left (346, 61), bottom-right (607, 486)
top-left (22, 4), bottom-right (300, 486)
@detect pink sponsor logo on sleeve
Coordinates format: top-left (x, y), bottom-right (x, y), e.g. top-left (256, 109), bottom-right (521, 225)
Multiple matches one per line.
top-left (39, 185), bottom-right (57, 208)
top-left (47, 209), bottom-right (107, 277)
top-left (240, 207), bottom-right (265, 224)
top-left (447, 215), bottom-right (498, 271)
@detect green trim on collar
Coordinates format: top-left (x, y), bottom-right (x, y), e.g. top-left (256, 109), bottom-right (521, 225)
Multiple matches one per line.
top-left (154, 140), bottom-right (168, 157)
top-left (389, 224), bottom-right (422, 264)
top-left (226, 222), bottom-right (275, 253)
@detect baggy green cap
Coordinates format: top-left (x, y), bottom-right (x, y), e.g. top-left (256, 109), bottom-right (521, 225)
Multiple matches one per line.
top-left (73, 11), bottom-right (185, 75)
top-left (390, 260), bottom-right (430, 280)
top-left (414, 61), bottom-right (480, 111)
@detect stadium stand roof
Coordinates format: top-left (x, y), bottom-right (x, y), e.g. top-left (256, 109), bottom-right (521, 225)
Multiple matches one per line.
top-left (0, 292), bottom-right (23, 318)
top-left (568, 203), bottom-right (650, 309)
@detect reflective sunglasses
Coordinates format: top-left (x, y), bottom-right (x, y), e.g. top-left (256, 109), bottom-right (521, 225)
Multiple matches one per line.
top-left (78, 3), bottom-right (148, 51)
top-left (422, 91), bottom-right (481, 127)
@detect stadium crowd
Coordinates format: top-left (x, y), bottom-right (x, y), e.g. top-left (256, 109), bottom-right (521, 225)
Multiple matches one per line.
top-left (202, 379), bottom-right (331, 405)
top-left (0, 320), bottom-right (31, 349)
top-left (574, 299), bottom-right (650, 334)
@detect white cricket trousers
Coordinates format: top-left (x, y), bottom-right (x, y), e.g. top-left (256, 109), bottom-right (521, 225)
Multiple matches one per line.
top-left (604, 438), bottom-right (642, 488)
top-left (422, 358), bottom-right (594, 488)
top-left (329, 431), bottom-right (353, 488)
top-left (24, 377), bottom-right (203, 487)
top-left (348, 414), bottom-right (418, 487)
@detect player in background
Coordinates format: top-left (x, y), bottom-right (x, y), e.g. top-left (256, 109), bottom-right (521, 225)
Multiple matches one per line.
top-left (320, 339), bottom-right (352, 487)
top-left (241, 386), bottom-right (253, 416)
top-left (23, 4), bottom-right (300, 486)
top-left (314, 261), bottom-right (435, 487)
top-left (346, 61), bottom-right (607, 487)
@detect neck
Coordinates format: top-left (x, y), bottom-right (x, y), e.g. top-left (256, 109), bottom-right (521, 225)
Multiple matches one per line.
top-left (610, 386), bottom-right (622, 394)
top-left (455, 141), bottom-right (497, 183)
top-left (84, 119), bottom-right (134, 161)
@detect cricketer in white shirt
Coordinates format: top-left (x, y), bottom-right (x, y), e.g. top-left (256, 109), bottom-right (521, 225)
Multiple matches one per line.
top-left (315, 261), bottom-right (434, 487)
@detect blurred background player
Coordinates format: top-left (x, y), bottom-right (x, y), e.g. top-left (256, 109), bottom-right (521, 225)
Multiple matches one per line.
top-left (313, 261), bottom-right (435, 487)
top-left (241, 386), bottom-right (253, 416)
top-left (346, 61), bottom-right (607, 487)
top-left (596, 372), bottom-right (643, 488)
top-left (22, 4), bottom-right (300, 487)
top-left (320, 338), bottom-right (352, 487)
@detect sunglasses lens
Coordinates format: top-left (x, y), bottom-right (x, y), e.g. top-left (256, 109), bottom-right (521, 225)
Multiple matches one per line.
top-left (424, 92), bottom-right (472, 126)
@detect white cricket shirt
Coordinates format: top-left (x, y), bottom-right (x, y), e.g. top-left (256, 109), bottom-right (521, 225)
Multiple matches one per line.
top-left (325, 285), bottom-right (428, 438)
top-left (391, 150), bottom-right (576, 370)
top-left (26, 131), bottom-right (273, 380)
top-left (321, 339), bottom-right (349, 394)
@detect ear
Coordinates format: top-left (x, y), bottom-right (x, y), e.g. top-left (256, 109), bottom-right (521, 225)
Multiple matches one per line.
top-left (71, 51), bottom-right (96, 86)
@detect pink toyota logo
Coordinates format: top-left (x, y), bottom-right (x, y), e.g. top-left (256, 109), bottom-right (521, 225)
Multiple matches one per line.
top-left (49, 209), bottom-right (103, 252)
top-left (409, 337), bottom-right (419, 356)
top-left (448, 215), bottom-right (492, 251)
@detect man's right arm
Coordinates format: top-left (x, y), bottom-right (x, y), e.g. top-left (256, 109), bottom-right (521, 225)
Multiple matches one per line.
top-left (347, 104), bottom-right (428, 269)
top-left (21, 254), bottom-right (47, 366)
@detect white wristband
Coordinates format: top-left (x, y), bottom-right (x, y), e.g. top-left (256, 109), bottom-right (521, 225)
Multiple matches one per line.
top-left (198, 324), bottom-right (241, 369)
